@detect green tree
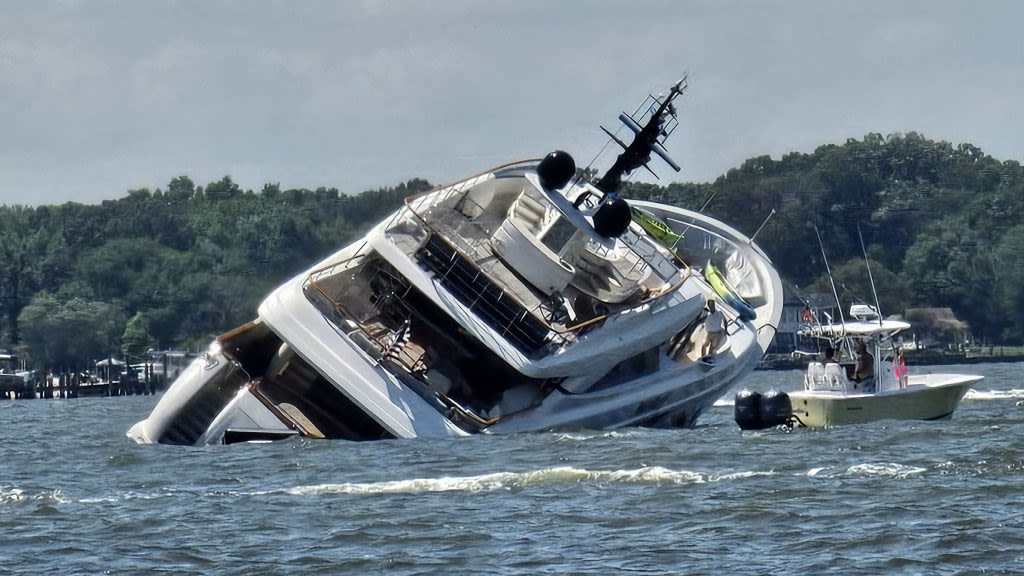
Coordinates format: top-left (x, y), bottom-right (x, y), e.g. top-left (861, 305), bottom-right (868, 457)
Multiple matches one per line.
top-left (121, 312), bottom-right (153, 358)
top-left (18, 292), bottom-right (125, 369)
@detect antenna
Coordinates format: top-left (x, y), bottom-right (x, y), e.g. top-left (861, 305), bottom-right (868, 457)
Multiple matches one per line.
top-left (698, 188), bottom-right (718, 212)
top-left (857, 223), bottom-right (884, 329)
top-left (814, 224), bottom-right (847, 344)
top-left (595, 76), bottom-right (687, 199)
top-left (750, 208), bottom-right (776, 243)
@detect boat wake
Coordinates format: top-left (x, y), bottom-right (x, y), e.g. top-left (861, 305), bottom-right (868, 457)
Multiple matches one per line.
top-left (277, 466), bottom-right (776, 496)
top-left (807, 462), bottom-right (927, 479)
top-left (964, 388), bottom-right (1024, 401)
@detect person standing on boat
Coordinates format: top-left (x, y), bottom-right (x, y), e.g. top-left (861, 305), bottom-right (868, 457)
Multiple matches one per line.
top-left (854, 341), bottom-right (875, 392)
top-left (801, 304), bottom-right (815, 325)
top-left (894, 349), bottom-right (908, 388)
top-left (701, 299), bottom-right (725, 358)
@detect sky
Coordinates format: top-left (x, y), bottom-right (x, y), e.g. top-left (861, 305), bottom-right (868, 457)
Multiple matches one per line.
top-left (1, 0), bottom-right (1021, 205)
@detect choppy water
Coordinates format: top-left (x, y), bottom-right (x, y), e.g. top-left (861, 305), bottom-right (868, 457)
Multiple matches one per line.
top-left (2, 363), bottom-right (1023, 575)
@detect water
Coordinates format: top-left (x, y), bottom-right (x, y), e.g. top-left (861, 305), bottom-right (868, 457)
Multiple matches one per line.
top-left (2, 363), bottom-right (1022, 575)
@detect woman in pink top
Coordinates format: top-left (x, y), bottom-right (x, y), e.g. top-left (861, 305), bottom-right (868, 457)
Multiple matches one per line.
top-left (894, 350), bottom-right (908, 388)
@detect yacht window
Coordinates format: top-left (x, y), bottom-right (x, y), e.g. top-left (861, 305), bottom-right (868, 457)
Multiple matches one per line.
top-left (539, 215), bottom-right (577, 254)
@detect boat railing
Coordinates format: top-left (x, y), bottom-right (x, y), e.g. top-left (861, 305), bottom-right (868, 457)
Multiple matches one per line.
top-left (617, 226), bottom-right (681, 282)
top-left (302, 248), bottom-right (507, 429)
top-left (304, 241), bottom-right (391, 351)
top-left (663, 215), bottom-right (739, 256)
top-left (400, 158), bottom-right (540, 225)
top-left (757, 323), bottom-right (778, 338)
top-left (402, 191), bottom-right (694, 349)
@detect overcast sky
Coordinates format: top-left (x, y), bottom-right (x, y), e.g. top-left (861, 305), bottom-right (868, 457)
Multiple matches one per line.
top-left (1, 1), bottom-right (1021, 205)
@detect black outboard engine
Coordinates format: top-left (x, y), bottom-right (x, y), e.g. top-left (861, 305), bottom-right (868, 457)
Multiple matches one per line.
top-left (733, 389), bottom-right (763, 430)
top-left (735, 388), bottom-right (794, 430)
top-left (759, 388), bottom-right (793, 428)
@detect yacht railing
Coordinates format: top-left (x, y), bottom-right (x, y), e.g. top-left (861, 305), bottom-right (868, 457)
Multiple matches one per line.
top-left (400, 181), bottom-right (693, 350)
top-left (307, 160), bottom-right (695, 357)
top-left (303, 247), bottom-right (508, 429)
top-left (304, 241), bottom-right (388, 346)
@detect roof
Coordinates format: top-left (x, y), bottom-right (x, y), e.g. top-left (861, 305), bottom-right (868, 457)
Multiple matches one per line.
top-left (903, 307), bottom-right (969, 334)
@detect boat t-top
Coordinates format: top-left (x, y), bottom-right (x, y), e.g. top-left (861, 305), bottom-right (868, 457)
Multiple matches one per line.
top-left (130, 77), bottom-right (784, 445)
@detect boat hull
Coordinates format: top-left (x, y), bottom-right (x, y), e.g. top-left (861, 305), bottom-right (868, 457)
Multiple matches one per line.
top-left (128, 163), bottom-right (785, 445)
top-left (787, 374), bottom-right (980, 427)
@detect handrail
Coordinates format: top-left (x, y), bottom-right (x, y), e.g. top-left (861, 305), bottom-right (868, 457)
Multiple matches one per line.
top-left (382, 356), bottom-right (500, 430)
top-left (304, 161), bottom-right (697, 351)
top-left (305, 241), bottom-right (380, 341)
top-left (302, 250), bottom-right (503, 429)
top-left (401, 180), bottom-right (694, 338)
top-left (403, 158), bottom-right (542, 204)
top-left (436, 390), bottom-right (500, 428)
top-left (410, 208), bottom-right (693, 336)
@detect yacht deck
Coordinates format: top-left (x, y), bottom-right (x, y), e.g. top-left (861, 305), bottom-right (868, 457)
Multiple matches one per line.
top-left (388, 193), bottom-right (557, 324)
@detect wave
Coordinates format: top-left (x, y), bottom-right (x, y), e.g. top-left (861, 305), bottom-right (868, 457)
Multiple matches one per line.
top-left (279, 466), bottom-right (776, 496)
top-left (807, 462), bottom-right (926, 479)
top-left (964, 388), bottom-right (1024, 401)
top-left (0, 486), bottom-right (71, 506)
top-left (553, 430), bottom-right (640, 441)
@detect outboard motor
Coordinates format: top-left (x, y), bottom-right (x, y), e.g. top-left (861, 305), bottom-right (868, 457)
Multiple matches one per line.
top-left (759, 388), bottom-right (793, 428)
top-left (733, 389), bottom-right (763, 430)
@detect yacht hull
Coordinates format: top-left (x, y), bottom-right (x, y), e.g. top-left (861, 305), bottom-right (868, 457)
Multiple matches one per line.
top-left (127, 81), bottom-right (786, 445)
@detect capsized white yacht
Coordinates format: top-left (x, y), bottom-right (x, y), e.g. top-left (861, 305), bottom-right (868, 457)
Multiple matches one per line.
top-left (735, 305), bottom-right (982, 429)
top-left (129, 78), bottom-right (784, 445)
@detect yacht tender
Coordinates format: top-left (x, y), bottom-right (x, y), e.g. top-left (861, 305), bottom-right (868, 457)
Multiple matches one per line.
top-left (129, 79), bottom-right (784, 445)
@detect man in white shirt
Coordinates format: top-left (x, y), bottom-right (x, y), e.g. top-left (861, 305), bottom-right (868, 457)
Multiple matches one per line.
top-left (701, 299), bottom-right (726, 358)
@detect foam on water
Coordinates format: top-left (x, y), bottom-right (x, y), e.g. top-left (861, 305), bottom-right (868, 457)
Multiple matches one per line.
top-left (278, 466), bottom-right (776, 496)
top-left (804, 462), bottom-right (928, 479)
top-left (964, 388), bottom-right (1024, 401)
top-left (0, 486), bottom-right (71, 506)
top-left (554, 430), bottom-right (639, 441)
top-left (845, 462), bottom-right (927, 479)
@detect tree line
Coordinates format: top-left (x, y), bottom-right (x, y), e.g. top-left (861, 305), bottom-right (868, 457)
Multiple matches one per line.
top-left (1, 132), bottom-right (1021, 368)
top-left (0, 176), bottom-right (431, 369)
top-left (624, 132), bottom-right (1024, 343)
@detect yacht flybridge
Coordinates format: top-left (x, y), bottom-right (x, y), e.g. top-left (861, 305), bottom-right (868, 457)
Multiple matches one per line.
top-left (129, 78), bottom-right (784, 445)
